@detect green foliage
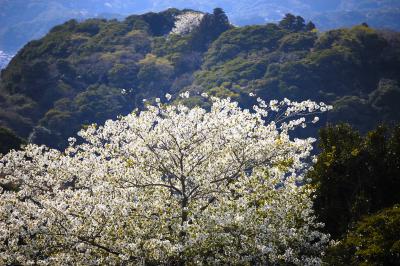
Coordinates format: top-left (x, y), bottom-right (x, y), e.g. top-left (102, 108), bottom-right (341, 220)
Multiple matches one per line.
top-left (203, 24), bottom-right (286, 68)
top-left (370, 79), bottom-right (400, 118)
top-left (308, 124), bottom-right (400, 239)
top-left (33, 84), bottom-right (135, 148)
top-left (279, 32), bottom-right (317, 52)
top-left (198, 22), bottom-right (400, 130)
top-left (107, 63), bottom-right (138, 88)
top-left (137, 54), bottom-right (174, 94)
top-left (325, 205), bottom-right (400, 266)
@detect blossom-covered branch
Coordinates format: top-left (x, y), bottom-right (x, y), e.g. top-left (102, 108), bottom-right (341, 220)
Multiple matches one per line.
top-left (0, 96), bottom-right (331, 264)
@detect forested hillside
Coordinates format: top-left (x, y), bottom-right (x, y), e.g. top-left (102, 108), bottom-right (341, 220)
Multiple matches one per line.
top-left (0, 8), bottom-right (400, 150)
top-left (1, 0), bottom-right (400, 57)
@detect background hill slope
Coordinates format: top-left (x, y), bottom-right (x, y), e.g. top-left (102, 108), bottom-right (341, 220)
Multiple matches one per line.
top-left (0, 9), bottom-right (399, 150)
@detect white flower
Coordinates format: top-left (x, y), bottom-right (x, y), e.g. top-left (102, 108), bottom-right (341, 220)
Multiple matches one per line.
top-left (312, 156), bottom-right (318, 164)
top-left (0, 95), bottom-right (331, 264)
top-left (68, 137), bottom-right (76, 143)
top-left (180, 91), bottom-right (190, 98)
top-left (165, 93), bottom-right (172, 101)
top-left (76, 243), bottom-right (86, 252)
top-left (312, 116), bottom-right (320, 124)
top-left (201, 92), bottom-right (209, 98)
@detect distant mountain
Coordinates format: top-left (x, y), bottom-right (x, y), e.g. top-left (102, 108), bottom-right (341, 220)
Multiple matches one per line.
top-left (0, 9), bottom-right (399, 150)
top-left (310, 1), bottom-right (400, 31)
top-left (0, 0), bottom-right (123, 54)
top-left (1, 0), bottom-right (399, 54)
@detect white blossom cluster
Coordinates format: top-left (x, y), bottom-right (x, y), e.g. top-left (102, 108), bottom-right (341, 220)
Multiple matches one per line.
top-left (170, 12), bottom-right (205, 35)
top-left (0, 96), bottom-right (330, 265)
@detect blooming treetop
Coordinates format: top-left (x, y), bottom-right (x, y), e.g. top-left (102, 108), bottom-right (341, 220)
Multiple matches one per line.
top-left (170, 12), bottom-right (205, 35)
top-left (0, 95), bottom-right (331, 265)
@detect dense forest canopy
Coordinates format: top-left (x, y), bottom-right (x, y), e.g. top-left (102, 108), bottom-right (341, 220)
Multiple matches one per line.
top-left (0, 9), bottom-right (400, 151)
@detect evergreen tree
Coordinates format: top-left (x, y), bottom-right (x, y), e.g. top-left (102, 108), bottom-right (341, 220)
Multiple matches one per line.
top-left (279, 13), bottom-right (306, 31)
top-left (306, 21), bottom-right (316, 31)
top-left (308, 124), bottom-right (400, 239)
top-left (190, 7), bottom-right (231, 51)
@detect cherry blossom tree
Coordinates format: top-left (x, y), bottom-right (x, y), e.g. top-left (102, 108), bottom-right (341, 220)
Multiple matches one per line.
top-left (0, 95), bottom-right (331, 265)
top-left (171, 12), bottom-right (205, 35)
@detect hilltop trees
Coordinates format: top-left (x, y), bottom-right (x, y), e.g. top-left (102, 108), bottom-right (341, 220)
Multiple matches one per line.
top-left (0, 96), bottom-right (331, 264)
top-left (279, 13), bottom-right (315, 32)
top-left (190, 8), bottom-right (232, 51)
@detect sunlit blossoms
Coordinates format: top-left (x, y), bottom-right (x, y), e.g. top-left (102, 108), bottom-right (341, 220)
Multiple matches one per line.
top-left (170, 12), bottom-right (205, 35)
top-left (0, 96), bottom-right (331, 264)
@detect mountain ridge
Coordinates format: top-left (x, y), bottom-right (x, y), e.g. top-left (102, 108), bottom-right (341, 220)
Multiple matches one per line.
top-left (1, 0), bottom-right (400, 55)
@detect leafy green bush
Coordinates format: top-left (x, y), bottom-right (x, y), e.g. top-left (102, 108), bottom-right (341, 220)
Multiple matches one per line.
top-left (326, 205), bottom-right (400, 266)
